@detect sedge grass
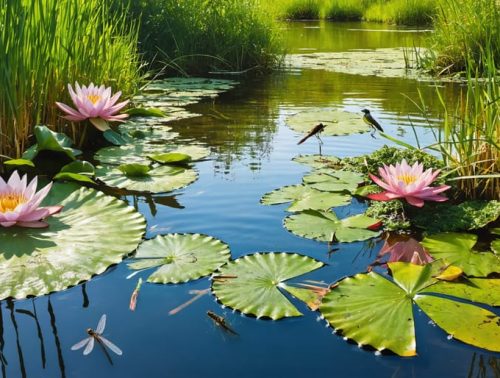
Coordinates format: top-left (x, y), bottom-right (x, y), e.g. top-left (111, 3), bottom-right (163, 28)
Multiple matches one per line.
top-left (0, 0), bottom-right (141, 160)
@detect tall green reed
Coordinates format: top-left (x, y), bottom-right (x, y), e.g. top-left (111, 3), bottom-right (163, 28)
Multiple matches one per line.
top-left (0, 0), bottom-right (141, 160)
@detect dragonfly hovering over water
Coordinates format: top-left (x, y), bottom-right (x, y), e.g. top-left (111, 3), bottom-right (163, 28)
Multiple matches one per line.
top-left (71, 314), bottom-right (122, 363)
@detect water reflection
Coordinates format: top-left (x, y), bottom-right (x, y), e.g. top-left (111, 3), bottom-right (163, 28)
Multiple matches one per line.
top-left (467, 352), bottom-right (500, 378)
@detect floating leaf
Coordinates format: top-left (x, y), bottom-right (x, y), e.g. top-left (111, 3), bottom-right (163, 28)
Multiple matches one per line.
top-left (414, 295), bottom-right (500, 352)
top-left (292, 155), bottom-right (340, 170)
top-left (117, 123), bottom-right (178, 142)
top-left (118, 163), bottom-right (151, 177)
top-left (286, 109), bottom-right (369, 136)
top-left (303, 170), bottom-right (365, 193)
top-left (0, 183), bottom-right (145, 299)
top-left (22, 125), bottom-right (80, 161)
top-left (103, 129), bottom-right (132, 146)
top-left (149, 153), bottom-right (192, 165)
top-left (261, 185), bottom-right (351, 212)
top-left (284, 210), bottom-right (380, 243)
top-left (128, 234), bottom-right (230, 284)
top-left (422, 278), bottom-right (500, 306)
top-left (54, 172), bottom-right (95, 184)
top-left (96, 165), bottom-right (197, 193)
top-left (125, 107), bottom-right (167, 117)
top-left (59, 161), bottom-right (95, 175)
top-left (320, 262), bottom-right (500, 355)
top-left (421, 233), bottom-right (500, 277)
top-left (320, 270), bottom-right (416, 356)
top-left (95, 144), bottom-right (209, 166)
top-left (212, 253), bottom-right (324, 320)
top-left (3, 159), bottom-right (35, 168)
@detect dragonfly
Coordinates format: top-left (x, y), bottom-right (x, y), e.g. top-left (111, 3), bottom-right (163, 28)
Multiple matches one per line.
top-left (71, 314), bottom-right (122, 364)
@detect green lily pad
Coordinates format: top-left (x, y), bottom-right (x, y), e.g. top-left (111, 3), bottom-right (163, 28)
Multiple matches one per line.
top-left (211, 253), bottom-right (324, 320)
top-left (320, 262), bottom-right (500, 356)
top-left (96, 165), bottom-right (198, 193)
top-left (22, 125), bottom-right (81, 161)
top-left (284, 210), bottom-right (380, 243)
top-left (303, 170), bottom-right (365, 193)
top-left (95, 144), bottom-right (209, 165)
top-left (53, 172), bottom-right (95, 184)
top-left (422, 278), bottom-right (500, 306)
top-left (125, 107), bottom-right (167, 117)
top-left (421, 233), bottom-right (500, 277)
top-left (59, 161), bottom-right (95, 175)
top-left (414, 295), bottom-right (500, 352)
top-left (0, 183), bottom-right (146, 299)
top-left (292, 154), bottom-right (340, 170)
top-left (261, 185), bottom-right (351, 212)
top-left (3, 159), bottom-right (35, 168)
top-left (117, 122), bottom-right (179, 143)
top-left (118, 163), bottom-right (151, 177)
top-left (149, 153), bottom-right (192, 165)
top-left (128, 233), bottom-right (230, 284)
top-left (286, 109), bottom-right (369, 136)
top-left (103, 129), bottom-right (132, 146)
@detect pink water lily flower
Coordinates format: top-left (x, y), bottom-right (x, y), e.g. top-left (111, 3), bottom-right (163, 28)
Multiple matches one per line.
top-left (0, 171), bottom-right (62, 228)
top-left (367, 159), bottom-right (450, 207)
top-left (55, 82), bottom-right (129, 132)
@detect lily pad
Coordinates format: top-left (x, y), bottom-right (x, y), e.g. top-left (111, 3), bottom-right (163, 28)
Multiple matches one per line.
top-left (421, 233), bottom-right (500, 277)
top-left (211, 253), bottom-right (324, 320)
top-left (320, 262), bottom-right (500, 356)
top-left (149, 153), bottom-right (192, 165)
top-left (96, 165), bottom-right (198, 193)
top-left (284, 210), bottom-right (380, 243)
top-left (117, 122), bottom-right (179, 143)
top-left (22, 125), bottom-right (81, 161)
top-left (118, 163), bottom-right (151, 177)
top-left (0, 183), bottom-right (146, 299)
top-left (286, 109), bottom-right (369, 136)
top-left (421, 278), bottom-right (500, 306)
top-left (95, 144), bottom-right (209, 166)
top-left (128, 233), bottom-right (230, 284)
top-left (303, 170), bottom-right (365, 193)
top-left (3, 159), bottom-right (35, 168)
top-left (261, 185), bottom-right (351, 212)
top-left (292, 155), bottom-right (340, 170)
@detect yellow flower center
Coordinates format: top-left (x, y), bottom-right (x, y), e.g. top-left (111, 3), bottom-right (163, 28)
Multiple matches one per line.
top-left (397, 174), bottom-right (417, 185)
top-left (0, 192), bottom-right (26, 213)
top-left (87, 94), bottom-right (101, 104)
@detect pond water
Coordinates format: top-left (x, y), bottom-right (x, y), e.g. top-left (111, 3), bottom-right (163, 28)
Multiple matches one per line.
top-left (1, 22), bottom-right (498, 378)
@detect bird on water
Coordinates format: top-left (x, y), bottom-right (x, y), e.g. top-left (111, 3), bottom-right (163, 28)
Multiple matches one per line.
top-left (361, 109), bottom-right (383, 137)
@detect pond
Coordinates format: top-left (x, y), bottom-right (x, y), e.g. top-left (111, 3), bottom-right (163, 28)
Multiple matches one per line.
top-left (1, 21), bottom-right (498, 378)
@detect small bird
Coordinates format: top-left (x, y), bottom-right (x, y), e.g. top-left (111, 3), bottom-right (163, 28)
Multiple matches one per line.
top-left (361, 109), bottom-right (383, 137)
top-left (297, 123), bottom-right (326, 145)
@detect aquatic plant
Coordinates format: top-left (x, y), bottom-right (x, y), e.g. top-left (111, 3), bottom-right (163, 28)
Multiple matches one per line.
top-left (56, 83), bottom-right (129, 132)
top-left (367, 160), bottom-right (450, 207)
top-left (0, 171), bottom-right (61, 228)
top-left (0, 0), bottom-right (140, 161)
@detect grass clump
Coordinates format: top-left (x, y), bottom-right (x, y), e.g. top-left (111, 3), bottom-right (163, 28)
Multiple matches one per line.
top-left (325, 0), bottom-right (365, 21)
top-left (129, 0), bottom-right (282, 75)
top-left (365, 0), bottom-right (436, 25)
top-left (0, 0), bottom-right (141, 161)
top-left (424, 0), bottom-right (499, 75)
top-left (282, 0), bottom-right (322, 19)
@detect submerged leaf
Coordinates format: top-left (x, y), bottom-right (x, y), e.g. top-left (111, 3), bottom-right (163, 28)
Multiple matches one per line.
top-left (212, 253), bottom-right (324, 320)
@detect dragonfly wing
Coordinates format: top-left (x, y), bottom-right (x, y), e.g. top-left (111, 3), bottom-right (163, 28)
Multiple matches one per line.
top-left (99, 336), bottom-right (123, 356)
top-left (83, 337), bottom-right (95, 355)
top-left (96, 314), bottom-right (106, 334)
top-left (71, 337), bottom-right (90, 351)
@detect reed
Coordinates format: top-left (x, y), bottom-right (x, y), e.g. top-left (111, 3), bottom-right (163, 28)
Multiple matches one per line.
top-left (128, 0), bottom-right (282, 75)
top-left (426, 52), bottom-right (499, 200)
top-left (364, 0), bottom-right (436, 25)
top-left (0, 0), bottom-right (141, 160)
top-left (425, 0), bottom-right (499, 75)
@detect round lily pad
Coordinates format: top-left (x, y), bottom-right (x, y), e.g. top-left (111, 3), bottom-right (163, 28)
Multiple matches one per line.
top-left (284, 210), bottom-right (380, 243)
top-left (128, 233), bottom-right (231, 284)
top-left (211, 252), bottom-right (324, 320)
top-left (117, 122), bottom-right (179, 142)
top-left (261, 184), bottom-right (351, 212)
top-left (0, 183), bottom-right (146, 299)
top-left (286, 109), bottom-right (369, 136)
top-left (303, 170), bottom-right (365, 193)
top-left (96, 165), bottom-right (198, 193)
top-left (292, 154), bottom-right (340, 170)
top-left (95, 144), bottom-right (210, 166)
